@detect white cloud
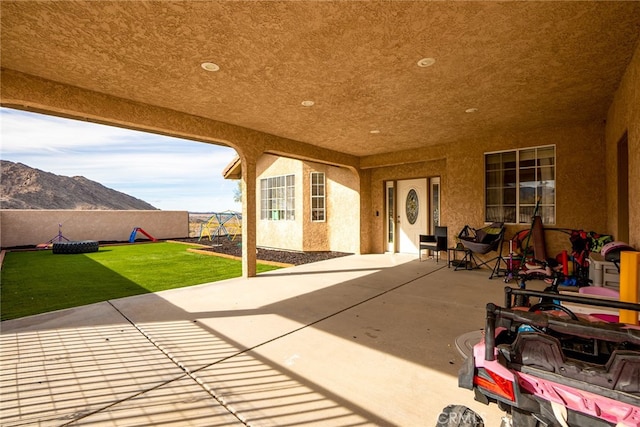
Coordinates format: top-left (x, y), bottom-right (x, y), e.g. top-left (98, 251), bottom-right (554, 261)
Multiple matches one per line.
top-left (1, 109), bottom-right (140, 152)
top-left (0, 107), bottom-right (240, 212)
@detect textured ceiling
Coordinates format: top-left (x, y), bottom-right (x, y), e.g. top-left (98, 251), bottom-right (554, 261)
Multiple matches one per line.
top-left (2, 1), bottom-right (640, 157)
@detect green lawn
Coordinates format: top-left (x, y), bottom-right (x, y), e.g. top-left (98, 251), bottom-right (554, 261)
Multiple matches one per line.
top-left (1, 242), bottom-right (280, 321)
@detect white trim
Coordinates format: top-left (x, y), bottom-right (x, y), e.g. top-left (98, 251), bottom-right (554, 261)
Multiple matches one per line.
top-left (484, 145), bottom-right (556, 225)
top-left (260, 174), bottom-right (295, 221)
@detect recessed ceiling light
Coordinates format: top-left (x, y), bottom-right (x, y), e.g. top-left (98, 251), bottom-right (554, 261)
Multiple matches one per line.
top-left (301, 100), bottom-right (315, 107)
top-left (465, 108), bottom-right (479, 113)
top-left (417, 57), bottom-right (436, 68)
top-left (370, 130), bottom-right (381, 134)
top-left (201, 62), bottom-right (220, 72)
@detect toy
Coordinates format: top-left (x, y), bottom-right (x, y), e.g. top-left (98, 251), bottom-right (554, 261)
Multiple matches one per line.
top-left (442, 286), bottom-right (640, 427)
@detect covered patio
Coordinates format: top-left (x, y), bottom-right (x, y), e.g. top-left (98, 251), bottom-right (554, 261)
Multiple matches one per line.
top-left (2, 3), bottom-right (639, 425)
top-left (1, 255), bottom-right (538, 426)
top-left (2, 1), bottom-right (639, 276)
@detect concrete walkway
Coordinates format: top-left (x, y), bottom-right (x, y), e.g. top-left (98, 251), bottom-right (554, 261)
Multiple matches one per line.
top-left (1, 254), bottom-right (512, 426)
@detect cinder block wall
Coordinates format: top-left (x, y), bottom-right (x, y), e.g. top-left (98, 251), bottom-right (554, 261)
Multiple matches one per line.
top-left (0, 210), bottom-right (188, 248)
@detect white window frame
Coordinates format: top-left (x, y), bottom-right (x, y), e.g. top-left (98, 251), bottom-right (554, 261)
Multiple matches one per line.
top-left (485, 145), bottom-right (556, 225)
top-left (310, 172), bottom-right (326, 222)
top-left (260, 174), bottom-right (295, 221)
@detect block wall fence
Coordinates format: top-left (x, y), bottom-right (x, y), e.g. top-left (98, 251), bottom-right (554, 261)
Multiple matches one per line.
top-left (0, 210), bottom-right (189, 248)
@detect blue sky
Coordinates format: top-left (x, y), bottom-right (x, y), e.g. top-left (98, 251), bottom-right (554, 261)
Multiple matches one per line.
top-left (0, 107), bottom-right (241, 212)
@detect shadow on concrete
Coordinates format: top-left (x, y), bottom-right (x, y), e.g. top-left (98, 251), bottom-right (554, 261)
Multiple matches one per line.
top-left (2, 254), bottom-right (506, 425)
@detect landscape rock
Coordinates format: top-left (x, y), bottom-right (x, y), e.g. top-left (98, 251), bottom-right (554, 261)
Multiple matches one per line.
top-left (178, 237), bottom-right (350, 266)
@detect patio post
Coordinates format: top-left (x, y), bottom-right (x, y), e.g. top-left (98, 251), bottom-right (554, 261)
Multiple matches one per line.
top-left (241, 155), bottom-right (258, 278)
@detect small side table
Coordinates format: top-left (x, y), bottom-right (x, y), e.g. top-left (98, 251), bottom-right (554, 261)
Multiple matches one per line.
top-left (448, 246), bottom-right (470, 269)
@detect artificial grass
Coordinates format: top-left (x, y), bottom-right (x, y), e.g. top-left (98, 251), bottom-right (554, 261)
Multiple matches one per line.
top-left (0, 242), bottom-right (280, 321)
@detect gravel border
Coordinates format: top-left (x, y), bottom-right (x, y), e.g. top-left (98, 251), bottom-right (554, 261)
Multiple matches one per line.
top-left (176, 237), bottom-right (351, 266)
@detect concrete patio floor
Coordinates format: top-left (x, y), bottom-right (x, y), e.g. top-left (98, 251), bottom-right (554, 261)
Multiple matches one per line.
top-left (1, 253), bottom-right (527, 426)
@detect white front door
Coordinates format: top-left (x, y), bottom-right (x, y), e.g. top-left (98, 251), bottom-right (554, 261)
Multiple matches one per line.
top-left (397, 178), bottom-right (427, 254)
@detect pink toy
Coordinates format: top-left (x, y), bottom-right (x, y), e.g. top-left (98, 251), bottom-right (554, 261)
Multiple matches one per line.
top-left (579, 286), bottom-right (620, 299)
top-left (442, 286), bottom-right (640, 427)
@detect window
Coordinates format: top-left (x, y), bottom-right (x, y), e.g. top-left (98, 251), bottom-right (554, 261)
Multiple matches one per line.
top-left (260, 175), bottom-right (295, 220)
top-left (485, 145), bottom-right (555, 224)
top-left (310, 172), bottom-right (325, 222)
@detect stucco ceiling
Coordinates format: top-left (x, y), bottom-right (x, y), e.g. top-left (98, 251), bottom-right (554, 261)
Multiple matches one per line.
top-left (2, 1), bottom-right (640, 157)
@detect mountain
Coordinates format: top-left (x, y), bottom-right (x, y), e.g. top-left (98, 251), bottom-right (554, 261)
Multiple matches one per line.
top-left (0, 160), bottom-right (158, 210)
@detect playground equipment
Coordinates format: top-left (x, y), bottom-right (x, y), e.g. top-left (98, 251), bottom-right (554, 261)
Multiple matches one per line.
top-left (39, 223), bottom-right (100, 254)
top-left (198, 211), bottom-right (242, 243)
top-left (47, 223), bottom-right (70, 244)
top-left (36, 223), bottom-right (70, 249)
top-left (129, 227), bottom-right (157, 243)
top-left (53, 240), bottom-right (99, 254)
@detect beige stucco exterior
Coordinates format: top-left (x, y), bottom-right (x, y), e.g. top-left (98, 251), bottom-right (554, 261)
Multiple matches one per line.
top-left (0, 210), bottom-right (188, 248)
top-left (254, 110), bottom-right (612, 261)
top-left (255, 155), bottom-right (359, 254)
top-left (364, 121), bottom-right (609, 259)
top-left (256, 117), bottom-right (611, 261)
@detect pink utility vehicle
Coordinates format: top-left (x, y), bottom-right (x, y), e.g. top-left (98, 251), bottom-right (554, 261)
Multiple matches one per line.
top-left (445, 285), bottom-right (640, 427)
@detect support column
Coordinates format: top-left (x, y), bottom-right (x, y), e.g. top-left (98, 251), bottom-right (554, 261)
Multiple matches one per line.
top-left (357, 168), bottom-right (372, 254)
top-left (241, 156), bottom-right (258, 278)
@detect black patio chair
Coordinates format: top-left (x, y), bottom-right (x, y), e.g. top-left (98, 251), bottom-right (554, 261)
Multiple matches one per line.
top-left (419, 226), bottom-right (448, 262)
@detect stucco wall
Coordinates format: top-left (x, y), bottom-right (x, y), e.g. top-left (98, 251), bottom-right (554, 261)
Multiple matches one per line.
top-left (448, 123), bottom-right (606, 259)
top-left (606, 40), bottom-right (640, 248)
top-left (366, 122), bottom-right (608, 259)
top-left (326, 167), bottom-right (360, 254)
top-left (303, 163), bottom-right (360, 254)
top-left (256, 154), bottom-right (360, 253)
top-left (0, 210), bottom-right (188, 248)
